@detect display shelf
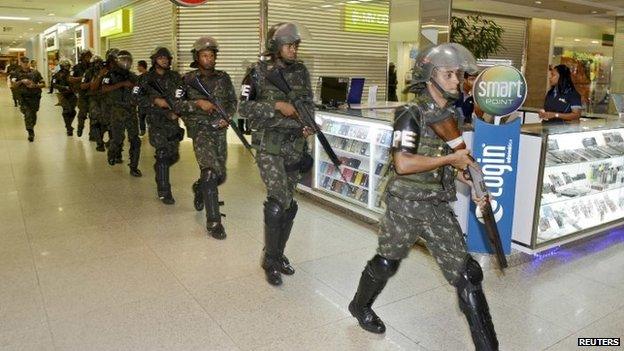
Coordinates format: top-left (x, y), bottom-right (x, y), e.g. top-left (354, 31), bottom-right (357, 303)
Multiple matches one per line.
top-left (314, 111), bottom-right (393, 214)
top-left (545, 152), bottom-right (624, 168)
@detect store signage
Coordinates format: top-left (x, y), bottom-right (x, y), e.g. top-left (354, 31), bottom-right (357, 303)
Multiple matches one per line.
top-left (343, 4), bottom-right (389, 35)
top-left (466, 66), bottom-right (527, 255)
top-left (467, 118), bottom-right (520, 255)
top-left (169, 0), bottom-right (209, 6)
top-left (100, 9), bottom-right (131, 38)
top-left (473, 65), bottom-right (527, 118)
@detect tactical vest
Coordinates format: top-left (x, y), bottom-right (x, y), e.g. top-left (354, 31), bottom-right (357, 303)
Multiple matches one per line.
top-left (13, 69), bottom-right (42, 98)
top-left (386, 103), bottom-right (457, 203)
top-left (104, 69), bottom-right (135, 108)
top-left (249, 60), bottom-right (307, 131)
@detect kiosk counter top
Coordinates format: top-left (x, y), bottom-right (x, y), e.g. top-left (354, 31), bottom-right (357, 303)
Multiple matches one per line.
top-left (521, 119), bottom-right (624, 136)
top-left (315, 107), bottom-right (395, 123)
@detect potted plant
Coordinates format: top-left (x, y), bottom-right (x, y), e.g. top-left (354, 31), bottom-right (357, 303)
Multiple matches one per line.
top-left (450, 14), bottom-right (505, 59)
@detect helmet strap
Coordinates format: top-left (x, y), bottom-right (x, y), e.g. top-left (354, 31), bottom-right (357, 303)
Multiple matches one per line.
top-left (430, 78), bottom-right (460, 103)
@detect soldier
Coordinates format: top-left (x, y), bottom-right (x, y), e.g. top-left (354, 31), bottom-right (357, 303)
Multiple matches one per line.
top-left (85, 55), bottom-right (107, 152)
top-left (99, 49), bottom-right (142, 177)
top-left (175, 36), bottom-right (236, 239)
top-left (6, 59), bottom-right (20, 107)
top-left (70, 49), bottom-right (94, 138)
top-left (348, 44), bottom-right (499, 350)
top-left (136, 60), bottom-right (149, 136)
top-left (11, 56), bottom-right (44, 142)
top-left (52, 59), bottom-right (78, 136)
top-left (136, 47), bottom-right (184, 205)
top-left (239, 22), bottom-right (315, 286)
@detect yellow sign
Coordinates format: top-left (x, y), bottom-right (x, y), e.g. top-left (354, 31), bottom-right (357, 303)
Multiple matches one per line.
top-left (100, 9), bottom-right (131, 37)
top-left (343, 4), bottom-right (389, 35)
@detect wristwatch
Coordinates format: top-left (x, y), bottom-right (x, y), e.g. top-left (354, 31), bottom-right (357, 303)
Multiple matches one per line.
top-left (554, 113), bottom-right (560, 119)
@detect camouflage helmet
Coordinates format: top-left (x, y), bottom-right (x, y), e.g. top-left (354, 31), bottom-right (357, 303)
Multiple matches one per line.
top-left (105, 48), bottom-right (120, 62)
top-left (150, 46), bottom-right (173, 65)
top-left (59, 58), bottom-right (72, 70)
top-left (90, 55), bottom-right (103, 64)
top-left (79, 48), bottom-right (94, 60)
top-left (411, 43), bottom-right (478, 84)
top-left (117, 50), bottom-right (133, 70)
top-left (191, 36), bottom-right (219, 68)
top-left (267, 22), bottom-right (301, 54)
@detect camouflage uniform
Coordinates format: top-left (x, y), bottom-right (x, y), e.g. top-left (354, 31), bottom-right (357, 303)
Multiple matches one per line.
top-left (84, 63), bottom-right (107, 151)
top-left (138, 68), bottom-right (185, 202)
top-left (7, 64), bottom-right (20, 106)
top-left (52, 67), bottom-right (78, 134)
top-left (101, 66), bottom-right (141, 170)
top-left (239, 55), bottom-right (312, 286)
top-left (349, 42), bottom-right (498, 351)
top-left (12, 67), bottom-right (43, 133)
top-left (176, 68), bottom-right (236, 235)
top-left (72, 61), bottom-right (91, 137)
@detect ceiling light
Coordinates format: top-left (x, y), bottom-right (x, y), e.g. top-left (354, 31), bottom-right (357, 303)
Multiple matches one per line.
top-left (556, 37), bottom-right (563, 40)
top-left (574, 38), bottom-right (581, 42)
top-left (321, 4), bottom-right (332, 7)
top-left (9, 48), bottom-right (26, 52)
top-left (47, 13), bottom-right (55, 16)
top-left (347, 0), bottom-right (359, 3)
top-left (591, 40), bottom-right (599, 44)
top-left (591, 10), bottom-right (598, 14)
top-left (0, 16), bottom-right (31, 21)
top-left (37, 22), bottom-right (42, 24)
top-left (535, 0), bottom-right (542, 4)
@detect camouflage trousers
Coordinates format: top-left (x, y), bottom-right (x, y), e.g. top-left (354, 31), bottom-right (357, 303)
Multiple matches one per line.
top-left (59, 94), bottom-right (77, 131)
top-left (256, 140), bottom-right (303, 209)
top-left (191, 126), bottom-right (227, 180)
top-left (148, 117), bottom-right (183, 163)
top-left (19, 96), bottom-right (40, 130)
top-left (77, 96), bottom-right (89, 130)
top-left (378, 195), bottom-right (468, 286)
top-left (109, 112), bottom-right (140, 167)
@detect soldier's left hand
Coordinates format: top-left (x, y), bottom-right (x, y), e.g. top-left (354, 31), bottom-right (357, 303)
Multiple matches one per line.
top-left (216, 119), bottom-right (229, 129)
top-left (471, 189), bottom-right (490, 210)
top-left (302, 126), bottom-right (315, 138)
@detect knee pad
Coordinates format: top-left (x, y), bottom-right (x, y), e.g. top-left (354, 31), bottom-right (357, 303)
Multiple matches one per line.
top-left (368, 254), bottom-right (401, 280)
top-left (264, 197), bottom-right (284, 225)
top-left (200, 168), bottom-right (219, 186)
top-left (284, 200), bottom-right (298, 222)
top-left (155, 148), bottom-right (168, 162)
top-left (456, 255), bottom-right (483, 288)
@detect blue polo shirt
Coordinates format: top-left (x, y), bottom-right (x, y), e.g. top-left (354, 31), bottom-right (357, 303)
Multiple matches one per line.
top-left (543, 87), bottom-right (582, 124)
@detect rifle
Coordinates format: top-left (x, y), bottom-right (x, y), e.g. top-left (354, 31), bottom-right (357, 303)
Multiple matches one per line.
top-left (147, 78), bottom-right (180, 121)
top-left (185, 75), bottom-right (255, 158)
top-left (265, 67), bottom-right (349, 183)
top-left (429, 117), bottom-right (508, 271)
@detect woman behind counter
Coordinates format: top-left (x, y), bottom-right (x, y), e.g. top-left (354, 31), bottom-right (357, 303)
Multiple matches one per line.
top-left (539, 64), bottom-right (582, 124)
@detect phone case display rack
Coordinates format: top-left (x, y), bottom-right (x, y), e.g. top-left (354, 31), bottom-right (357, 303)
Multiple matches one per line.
top-left (312, 112), bottom-right (393, 213)
top-left (514, 122), bottom-right (624, 250)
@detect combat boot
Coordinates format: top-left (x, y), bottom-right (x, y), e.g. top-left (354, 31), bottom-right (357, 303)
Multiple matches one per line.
top-left (201, 170), bottom-right (226, 240)
top-left (278, 200), bottom-right (298, 275)
top-left (66, 127), bottom-right (74, 136)
top-left (27, 129), bottom-right (34, 142)
top-left (457, 257), bottom-right (499, 351)
top-left (129, 167), bottom-right (142, 177)
top-left (349, 255), bottom-right (400, 334)
top-left (263, 198), bottom-right (284, 286)
top-left (192, 179), bottom-right (204, 211)
top-left (155, 160), bottom-right (174, 205)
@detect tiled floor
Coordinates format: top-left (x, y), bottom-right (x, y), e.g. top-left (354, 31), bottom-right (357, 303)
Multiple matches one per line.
top-left (0, 86), bottom-right (623, 351)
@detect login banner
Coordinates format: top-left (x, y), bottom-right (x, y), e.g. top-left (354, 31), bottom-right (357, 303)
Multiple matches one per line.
top-left (473, 66), bottom-right (527, 117)
top-left (467, 65), bottom-right (526, 255)
top-left (467, 118), bottom-right (520, 255)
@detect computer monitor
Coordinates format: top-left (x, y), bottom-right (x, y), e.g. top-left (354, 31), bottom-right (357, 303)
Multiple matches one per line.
top-left (347, 78), bottom-right (365, 104)
top-left (320, 76), bottom-right (349, 106)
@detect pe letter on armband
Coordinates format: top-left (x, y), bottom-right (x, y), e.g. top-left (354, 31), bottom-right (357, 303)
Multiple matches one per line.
top-left (392, 130), bottom-right (417, 151)
top-left (175, 88), bottom-right (185, 98)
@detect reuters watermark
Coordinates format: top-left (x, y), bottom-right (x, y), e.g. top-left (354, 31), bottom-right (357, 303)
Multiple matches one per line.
top-left (577, 338), bottom-right (620, 347)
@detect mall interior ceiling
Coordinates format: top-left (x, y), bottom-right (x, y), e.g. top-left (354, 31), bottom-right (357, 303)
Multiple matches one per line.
top-left (0, 0), bottom-right (623, 51)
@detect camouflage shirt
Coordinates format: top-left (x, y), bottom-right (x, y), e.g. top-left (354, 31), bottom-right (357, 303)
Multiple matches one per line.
top-left (238, 59), bottom-right (312, 131)
top-left (71, 62), bottom-right (91, 97)
top-left (11, 68), bottom-right (43, 97)
top-left (100, 67), bottom-right (137, 109)
top-left (83, 65), bottom-right (102, 98)
top-left (52, 69), bottom-right (75, 97)
top-left (138, 68), bottom-right (183, 119)
top-left (175, 69), bottom-right (237, 131)
top-left (386, 92), bottom-right (457, 203)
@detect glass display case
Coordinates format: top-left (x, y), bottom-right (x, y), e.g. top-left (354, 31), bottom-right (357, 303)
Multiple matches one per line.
top-left (312, 111), bottom-right (393, 214)
top-left (513, 120), bottom-right (624, 250)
